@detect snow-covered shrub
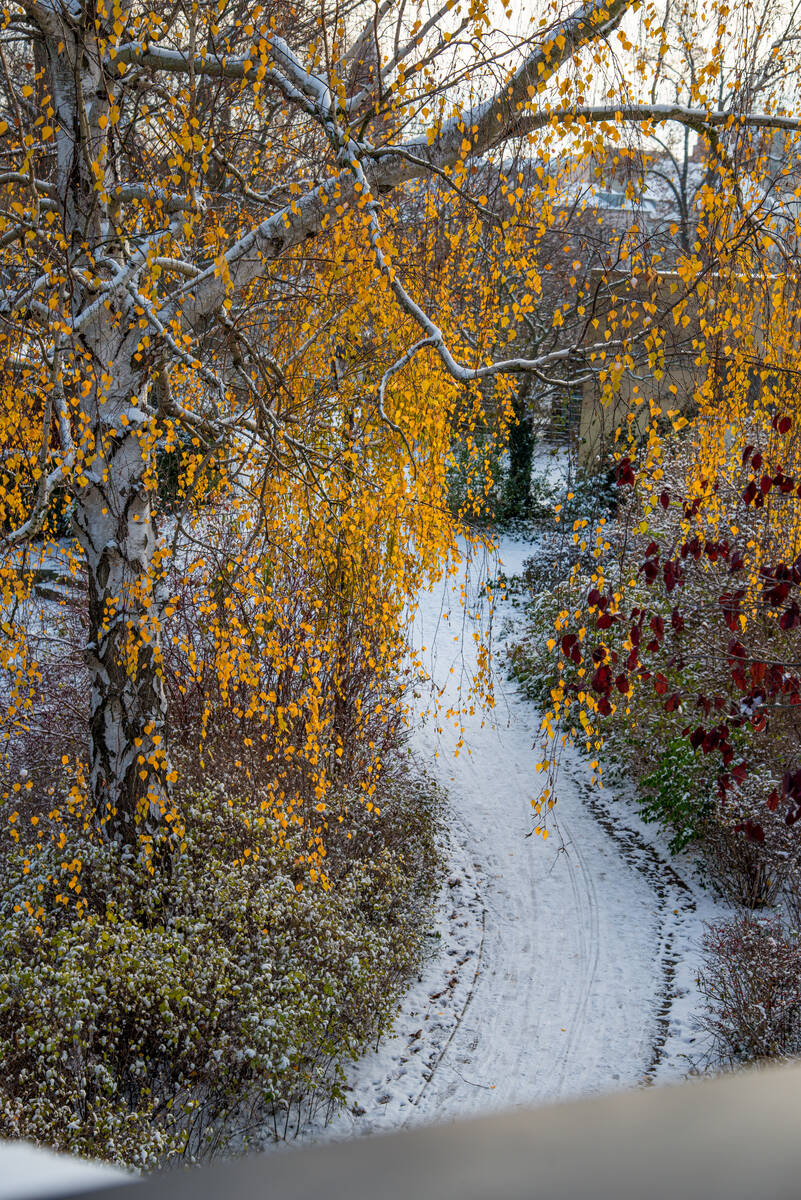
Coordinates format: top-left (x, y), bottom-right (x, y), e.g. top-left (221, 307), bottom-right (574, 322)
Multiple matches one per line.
top-left (638, 738), bottom-right (716, 852)
top-left (0, 773), bottom-right (441, 1168)
top-left (508, 571), bottom-right (587, 710)
top-left (510, 432), bottom-right (801, 905)
top-left (701, 799), bottom-right (801, 908)
top-left (697, 915), bottom-right (801, 1063)
top-left (784, 876), bottom-right (801, 932)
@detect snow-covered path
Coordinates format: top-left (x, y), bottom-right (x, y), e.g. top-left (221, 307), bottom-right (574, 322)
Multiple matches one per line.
top-left (322, 535), bottom-right (728, 1138)
top-left (0, 535), bottom-right (730, 1197)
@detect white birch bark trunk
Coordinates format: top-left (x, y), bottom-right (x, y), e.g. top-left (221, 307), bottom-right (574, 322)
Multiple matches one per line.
top-left (38, 7), bottom-right (173, 845)
top-left (73, 329), bottom-right (171, 844)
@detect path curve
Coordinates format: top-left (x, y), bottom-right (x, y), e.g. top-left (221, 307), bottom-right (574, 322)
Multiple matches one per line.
top-left (319, 536), bottom-right (726, 1139)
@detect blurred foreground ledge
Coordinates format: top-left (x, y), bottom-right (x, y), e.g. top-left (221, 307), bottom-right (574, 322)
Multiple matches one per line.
top-left (10, 1059), bottom-right (801, 1200)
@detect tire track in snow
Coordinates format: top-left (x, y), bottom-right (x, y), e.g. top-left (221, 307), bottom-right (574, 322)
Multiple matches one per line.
top-left (565, 767), bottom-right (699, 1083)
top-left (299, 537), bottom-right (723, 1145)
top-left (549, 814), bottom-right (601, 1097)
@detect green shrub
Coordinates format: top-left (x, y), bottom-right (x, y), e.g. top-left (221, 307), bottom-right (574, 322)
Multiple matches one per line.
top-left (561, 467), bottom-right (618, 524)
top-left (506, 571), bottom-right (585, 709)
top-left (639, 738), bottom-right (715, 852)
top-left (0, 773), bottom-right (441, 1168)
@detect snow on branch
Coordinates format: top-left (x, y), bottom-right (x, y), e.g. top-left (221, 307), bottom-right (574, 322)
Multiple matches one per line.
top-left (521, 102), bottom-right (801, 135)
top-left (183, 0), bottom-right (635, 319)
top-left (110, 33), bottom-right (336, 119)
top-left (1, 460), bottom-right (70, 547)
top-left (180, 0), bottom-right (801, 328)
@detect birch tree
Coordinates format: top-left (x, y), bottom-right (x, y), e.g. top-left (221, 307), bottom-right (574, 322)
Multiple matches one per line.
top-left (2, 0), bottom-right (799, 850)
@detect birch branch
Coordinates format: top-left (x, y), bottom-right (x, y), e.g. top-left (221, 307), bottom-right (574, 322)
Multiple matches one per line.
top-left (178, 0), bottom-right (801, 327)
top-left (179, 0), bottom-right (638, 320)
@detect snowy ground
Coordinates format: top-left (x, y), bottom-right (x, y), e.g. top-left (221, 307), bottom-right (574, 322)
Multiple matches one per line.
top-left (315, 533), bottom-right (731, 1139)
top-left (0, 532), bottom-right (732, 1192)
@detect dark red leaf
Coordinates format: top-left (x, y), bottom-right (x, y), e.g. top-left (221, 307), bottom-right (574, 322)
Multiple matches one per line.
top-left (663, 560), bottom-right (683, 593)
top-left (591, 665), bottom-right (612, 694)
top-left (733, 820), bottom-right (765, 843)
top-left (780, 602), bottom-right (800, 631)
top-left (702, 729), bottom-right (720, 754)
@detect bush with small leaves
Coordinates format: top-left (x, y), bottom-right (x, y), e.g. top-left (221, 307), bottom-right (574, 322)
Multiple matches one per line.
top-left (639, 738), bottom-right (716, 853)
top-left (0, 770), bottom-right (441, 1168)
top-left (700, 799), bottom-right (801, 909)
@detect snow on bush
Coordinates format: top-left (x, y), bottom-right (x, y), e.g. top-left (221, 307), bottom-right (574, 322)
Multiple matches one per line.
top-left (0, 776), bottom-right (441, 1168)
top-left (510, 452), bottom-right (801, 907)
top-left (697, 915), bottom-right (801, 1064)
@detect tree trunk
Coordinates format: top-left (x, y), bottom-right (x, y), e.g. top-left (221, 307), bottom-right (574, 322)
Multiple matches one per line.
top-left (34, 11), bottom-right (174, 848)
top-left (504, 377), bottom-right (535, 520)
top-left (72, 328), bottom-right (172, 847)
